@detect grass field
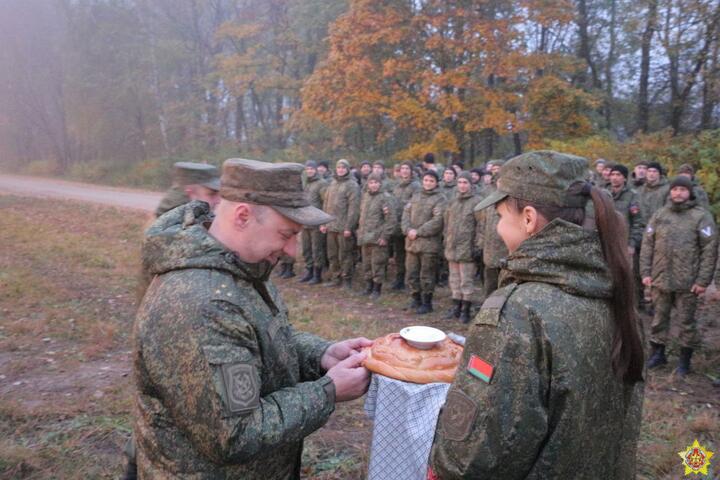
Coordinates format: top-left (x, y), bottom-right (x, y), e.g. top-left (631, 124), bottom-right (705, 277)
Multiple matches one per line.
top-left (0, 195), bottom-right (718, 479)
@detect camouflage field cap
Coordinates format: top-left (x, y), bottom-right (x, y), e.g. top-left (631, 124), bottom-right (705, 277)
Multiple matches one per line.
top-left (475, 150), bottom-right (590, 211)
top-left (173, 162), bottom-right (221, 191)
top-left (220, 158), bottom-right (334, 227)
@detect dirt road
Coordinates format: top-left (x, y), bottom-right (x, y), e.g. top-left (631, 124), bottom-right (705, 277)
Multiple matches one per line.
top-left (0, 173), bottom-right (163, 212)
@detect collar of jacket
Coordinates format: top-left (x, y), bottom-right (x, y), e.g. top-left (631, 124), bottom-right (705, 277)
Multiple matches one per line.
top-left (399, 177), bottom-right (414, 186)
top-left (307, 174), bottom-right (319, 183)
top-left (457, 189), bottom-right (474, 199)
top-left (669, 198), bottom-right (696, 212)
top-left (334, 172), bottom-right (350, 181)
top-left (611, 184), bottom-right (629, 198)
top-left (500, 218), bottom-right (613, 299)
top-left (422, 186), bottom-right (439, 196)
top-left (645, 177), bottom-right (667, 189)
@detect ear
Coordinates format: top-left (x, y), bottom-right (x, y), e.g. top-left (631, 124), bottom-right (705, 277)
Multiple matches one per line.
top-left (522, 206), bottom-right (541, 235)
top-left (233, 203), bottom-right (252, 229)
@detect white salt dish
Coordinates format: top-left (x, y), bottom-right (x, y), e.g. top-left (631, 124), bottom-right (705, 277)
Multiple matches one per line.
top-left (399, 326), bottom-right (446, 350)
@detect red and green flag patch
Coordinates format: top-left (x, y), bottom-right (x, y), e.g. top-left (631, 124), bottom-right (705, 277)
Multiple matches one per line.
top-left (467, 354), bottom-right (494, 383)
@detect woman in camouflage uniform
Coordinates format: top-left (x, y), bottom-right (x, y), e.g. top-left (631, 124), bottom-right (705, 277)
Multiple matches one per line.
top-left (430, 151), bottom-right (645, 479)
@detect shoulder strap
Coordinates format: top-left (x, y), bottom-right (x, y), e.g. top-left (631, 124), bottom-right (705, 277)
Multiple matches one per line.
top-left (473, 282), bottom-right (519, 327)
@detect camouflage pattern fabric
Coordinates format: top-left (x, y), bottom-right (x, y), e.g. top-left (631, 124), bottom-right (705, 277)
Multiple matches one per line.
top-left (692, 180), bottom-right (711, 210)
top-left (357, 189), bottom-right (397, 246)
top-left (430, 219), bottom-right (644, 479)
top-left (439, 179), bottom-right (457, 201)
top-left (134, 202), bottom-right (335, 479)
top-left (361, 244), bottom-right (390, 284)
top-left (611, 185), bottom-right (645, 249)
top-left (638, 178), bottom-right (669, 223)
top-left (326, 231), bottom-right (355, 280)
top-left (475, 206), bottom-right (508, 269)
top-left (405, 251), bottom-right (438, 296)
top-left (640, 200), bottom-right (717, 291)
top-left (322, 172), bottom-right (360, 233)
top-left (155, 186), bottom-right (190, 218)
top-left (392, 177), bottom-right (421, 236)
top-left (444, 190), bottom-right (481, 263)
top-left (301, 228), bottom-right (326, 270)
top-left (401, 187), bottom-right (446, 254)
top-left (649, 289), bottom-right (701, 348)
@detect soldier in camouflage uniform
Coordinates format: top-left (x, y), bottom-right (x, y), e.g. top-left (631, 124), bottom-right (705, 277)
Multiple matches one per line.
top-left (317, 160), bottom-right (331, 179)
top-left (641, 175), bottom-right (718, 376)
top-left (389, 161), bottom-right (421, 290)
top-left (155, 162), bottom-right (221, 217)
top-left (320, 159), bottom-right (361, 288)
top-left (474, 162), bottom-right (509, 300)
top-left (608, 164), bottom-right (644, 255)
top-left (299, 161), bottom-right (328, 284)
top-left (677, 163), bottom-right (711, 210)
top-left (357, 173), bottom-right (398, 299)
top-left (443, 172), bottom-right (481, 323)
top-left (631, 160), bottom-right (647, 188)
top-left (439, 167), bottom-right (457, 200)
top-left (638, 161), bottom-right (670, 223)
top-left (430, 151), bottom-right (645, 479)
top-left (402, 170), bottom-right (446, 314)
top-left (133, 159), bottom-right (372, 479)
top-left (371, 160), bottom-right (394, 192)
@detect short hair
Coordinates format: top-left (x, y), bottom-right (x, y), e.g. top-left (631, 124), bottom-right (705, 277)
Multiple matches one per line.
top-left (423, 153), bottom-right (435, 164)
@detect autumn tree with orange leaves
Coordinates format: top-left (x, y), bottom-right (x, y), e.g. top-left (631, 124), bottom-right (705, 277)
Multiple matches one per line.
top-left (298, 0), bottom-right (594, 164)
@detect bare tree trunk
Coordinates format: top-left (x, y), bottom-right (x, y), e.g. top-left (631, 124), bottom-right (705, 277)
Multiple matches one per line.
top-left (604, 0), bottom-right (617, 129)
top-left (637, 0), bottom-right (657, 133)
top-left (576, 0), bottom-right (601, 89)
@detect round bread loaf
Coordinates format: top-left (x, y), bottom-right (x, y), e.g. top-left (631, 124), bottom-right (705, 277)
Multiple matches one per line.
top-left (362, 333), bottom-right (463, 384)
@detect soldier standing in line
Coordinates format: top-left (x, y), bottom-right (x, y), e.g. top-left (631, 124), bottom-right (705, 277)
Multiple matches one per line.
top-left (638, 161), bottom-right (670, 223)
top-left (474, 161), bottom-right (509, 300)
top-left (358, 160), bottom-right (372, 188)
top-left (357, 173), bottom-right (398, 299)
top-left (389, 160), bottom-right (421, 290)
top-left (443, 172), bottom-right (481, 323)
top-left (320, 159), bottom-right (361, 289)
top-left (429, 151), bottom-right (645, 479)
top-left (632, 160), bottom-right (648, 188)
top-left (676, 163), bottom-right (711, 210)
top-left (317, 160), bottom-right (331, 179)
top-left (439, 167), bottom-right (458, 200)
top-left (155, 162), bottom-right (221, 217)
top-left (590, 158), bottom-right (607, 185)
top-left (133, 159), bottom-right (372, 479)
top-left (402, 170), bottom-right (447, 314)
top-left (299, 161), bottom-right (328, 284)
top-left (608, 164), bottom-right (644, 258)
top-left (371, 160), bottom-right (394, 192)
top-left (642, 176), bottom-right (718, 376)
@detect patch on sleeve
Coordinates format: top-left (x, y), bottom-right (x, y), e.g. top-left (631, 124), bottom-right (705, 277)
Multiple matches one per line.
top-left (467, 354), bottom-right (495, 383)
top-left (700, 225), bottom-right (713, 237)
top-left (220, 363), bottom-right (260, 415)
top-left (439, 390), bottom-right (478, 442)
top-left (629, 204), bottom-right (640, 215)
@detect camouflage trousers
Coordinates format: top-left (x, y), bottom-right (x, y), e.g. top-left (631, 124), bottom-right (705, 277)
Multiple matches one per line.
top-left (650, 288), bottom-right (700, 348)
top-left (405, 251), bottom-right (437, 296)
top-left (326, 231), bottom-right (355, 280)
top-left (483, 266), bottom-right (500, 300)
top-left (301, 228), bottom-right (326, 270)
top-left (361, 244), bottom-right (389, 284)
top-left (448, 261), bottom-right (476, 301)
top-left (391, 235), bottom-right (407, 282)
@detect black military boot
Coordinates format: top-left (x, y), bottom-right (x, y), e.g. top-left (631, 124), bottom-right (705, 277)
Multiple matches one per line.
top-left (444, 299), bottom-right (461, 320)
top-left (283, 265), bottom-right (296, 278)
top-left (416, 293), bottom-right (433, 314)
top-left (371, 282), bottom-right (382, 300)
top-left (460, 301), bottom-right (472, 324)
top-left (406, 292), bottom-right (421, 310)
top-left (299, 267), bottom-right (313, 283)
top-left (363, 280), bottom-right (374, 296)
top-left (391, 277), bottom-right (405, 291)
top-left (676, 347), bottom-right (693, 377)
top-left (309, 267), bottom-right (323, 285)
top-left (646, 342), bottom-right (668, 369)
top-left (344, 277), bottom-right (353, 290)
top-left (275, 263), bottom-right (288, 277)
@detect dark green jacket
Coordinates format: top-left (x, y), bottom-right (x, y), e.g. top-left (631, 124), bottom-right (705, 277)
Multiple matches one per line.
top-left (357, 190), bottom-right (397, 245)
top-left (474, 184), bottom-right (508, 268)
top-left (430, 219), bottom-right (644, 479)
top-left (155, 186), bottom-right (190, 218)
top-left (638, 178), bottom-right (670, 224)
top-left (692, 180), bottom-right (711, 210)
top-left (134, 202), bottom-right (335, 479)
top-left (303, 175), bottom-right (328, 231)
top-left (401, 187), bottom-right (446, 254)
top-left (640, 200), bottom-right (718, 290)
top-left (611, 184), bottom-right (644, 249)
top-left (323, 173), bottom-right (361, 233)
top-left (392, 177), bottom-right (421, 236)
top-left (439, 180), bottom-right (457, 201)
top-left (444, 191), bottom-right (481, 262)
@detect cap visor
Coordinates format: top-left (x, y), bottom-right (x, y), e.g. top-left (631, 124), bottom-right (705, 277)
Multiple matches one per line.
top-left (473, 190), bottom-right (508, 212)
top-left (202, 178), bottom-right (221, 191)
top-left (273, 205), bottom-right (335, 227)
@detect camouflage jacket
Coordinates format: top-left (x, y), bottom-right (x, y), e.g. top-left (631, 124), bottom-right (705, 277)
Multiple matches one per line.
top-left (638, 178), bottom-right (670, 224)
top-left (134, 202), bottom-right (335, 479)
top-left (439, 180), bottom-right (457, 201)
top-left (357, 190), bottom-right (397, 246)
top-left (640, 200), bottom-right (718, 290)
top-left (401, 187), bottom-right (446, 254)
top-left (692, 180), bottom-right (711, 210)
top-left (430, 219), bottom-right (644, 479)
top-left (323, 173), bottom-right (361, 233)
top-left (474, 186), bottom-right (508, 268)
top-left (155, 186), bottom-right (190, 218)
top-left (392, 177), bottom-right (421, 236)
top-left (444, 191), bottom-right (481, 262)
top-left (611, 184), bottom-right (644, 249)
top-left (303, 175), bottom-right (328, 230)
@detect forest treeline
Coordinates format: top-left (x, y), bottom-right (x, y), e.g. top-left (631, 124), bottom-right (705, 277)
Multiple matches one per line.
top-left (0, 0), bottom-right (719, 187)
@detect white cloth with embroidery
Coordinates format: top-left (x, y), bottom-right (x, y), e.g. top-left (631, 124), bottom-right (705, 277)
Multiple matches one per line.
top-left (364, 373), bottom-right (450, 480)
